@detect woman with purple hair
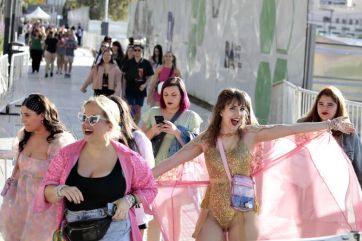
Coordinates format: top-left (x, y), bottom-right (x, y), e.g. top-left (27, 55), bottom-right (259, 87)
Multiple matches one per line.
top-left (141, 77), bottom-right (202, 241)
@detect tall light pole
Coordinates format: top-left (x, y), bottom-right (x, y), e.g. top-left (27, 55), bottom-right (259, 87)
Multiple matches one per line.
top-left (101, 0), bottom-right (109, 36)
top-left (105, 0), bottom-right (109, 22)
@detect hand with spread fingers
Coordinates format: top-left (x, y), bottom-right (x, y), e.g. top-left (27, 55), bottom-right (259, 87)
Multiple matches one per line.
top-left (330, 116), bottom-right (355, 134)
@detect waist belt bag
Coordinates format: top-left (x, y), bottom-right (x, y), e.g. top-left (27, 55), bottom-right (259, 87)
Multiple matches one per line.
top-left (64, 217), bottom-right (112, 241)
top-left (217, 138), bottom-right (255, 212)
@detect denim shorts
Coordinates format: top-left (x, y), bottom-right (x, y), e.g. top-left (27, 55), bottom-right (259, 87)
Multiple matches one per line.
top-left (100, 219), bottom-right (131, 241)
top-left (126, 95), bottom-right (144, 107)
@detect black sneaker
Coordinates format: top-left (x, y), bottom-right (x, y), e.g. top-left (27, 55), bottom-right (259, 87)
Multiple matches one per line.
top-left (45, 73), bottom-right (48, 78)
top-left (50, 72), bottom-right (53, 77)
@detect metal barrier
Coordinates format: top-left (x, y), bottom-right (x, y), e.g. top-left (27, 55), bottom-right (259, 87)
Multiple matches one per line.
top-left (0, 55), bottom-right (9, 104)
top-left (9, 52), bottom-right (29, 94)
top-left (270, 81), bottom-right (362, 138)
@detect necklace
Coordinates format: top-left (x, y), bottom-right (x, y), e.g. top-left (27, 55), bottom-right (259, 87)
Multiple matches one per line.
top-left (219, 132), bottom-right (238, 137)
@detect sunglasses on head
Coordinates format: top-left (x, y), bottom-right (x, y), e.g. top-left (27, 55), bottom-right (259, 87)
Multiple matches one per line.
top-left (78, 113), bottom-right (107, 126)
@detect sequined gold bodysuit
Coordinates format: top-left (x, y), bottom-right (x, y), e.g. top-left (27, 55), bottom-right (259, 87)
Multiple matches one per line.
top-left (194, 136), bottom-right (254, 230)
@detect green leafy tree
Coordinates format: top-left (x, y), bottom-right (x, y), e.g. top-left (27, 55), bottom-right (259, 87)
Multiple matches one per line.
top-left (63, 0), bottom-right (133, 20)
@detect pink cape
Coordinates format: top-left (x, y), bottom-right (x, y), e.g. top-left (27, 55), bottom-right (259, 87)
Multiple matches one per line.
top-left (151, 132), bottom-right (362, 241)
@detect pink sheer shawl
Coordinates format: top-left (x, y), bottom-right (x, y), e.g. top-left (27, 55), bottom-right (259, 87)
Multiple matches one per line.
top-left (151, 132), bottom-right (362, 241)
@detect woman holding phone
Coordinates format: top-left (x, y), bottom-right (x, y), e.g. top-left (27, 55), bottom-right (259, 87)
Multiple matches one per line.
top-left (140, 77), bottom-right (202, 241)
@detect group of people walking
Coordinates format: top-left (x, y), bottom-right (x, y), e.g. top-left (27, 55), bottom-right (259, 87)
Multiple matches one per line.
top-left (0, 35), bottom-right (361, 241)
top-left (29, 24), bottom-right (78, 78)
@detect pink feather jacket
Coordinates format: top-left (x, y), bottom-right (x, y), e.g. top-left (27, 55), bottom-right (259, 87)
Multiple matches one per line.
top-left (33, 139), bottom-right (157, 241)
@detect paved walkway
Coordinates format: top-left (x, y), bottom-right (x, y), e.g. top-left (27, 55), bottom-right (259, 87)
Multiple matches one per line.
top-left (0, 47), bottom-right (211, 139)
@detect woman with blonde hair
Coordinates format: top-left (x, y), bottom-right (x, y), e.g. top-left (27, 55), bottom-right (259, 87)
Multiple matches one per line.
top-left (34, 95), bottom-right (157, 241)
top-left (147, 51), bottom-right (181, 107)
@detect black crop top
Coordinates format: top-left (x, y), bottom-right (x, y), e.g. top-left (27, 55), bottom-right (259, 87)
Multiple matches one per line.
top-left (65, 159), bottom-right (126, 211)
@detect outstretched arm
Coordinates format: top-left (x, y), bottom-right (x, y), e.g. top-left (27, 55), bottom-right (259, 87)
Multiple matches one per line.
top-left (253, 117), bottom-right (354, 143)
top-left (152, 141), bottom-right (203, 178)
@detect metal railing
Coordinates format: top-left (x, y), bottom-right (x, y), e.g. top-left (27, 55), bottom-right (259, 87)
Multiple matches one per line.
top-left (9, 52), bottom-right (29, 94)
top-left (0, 55), bottom-right (9, 105)
top-left (270, 80), bottom-right (362, 138)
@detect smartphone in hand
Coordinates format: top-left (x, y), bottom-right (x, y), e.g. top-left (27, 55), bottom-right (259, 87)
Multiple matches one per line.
top-left (155, 115), bottom-right (165, 124)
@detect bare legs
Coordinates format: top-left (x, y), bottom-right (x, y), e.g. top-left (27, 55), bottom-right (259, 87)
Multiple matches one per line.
top-left (195, 212), bottom-right (224, 241)
top-left (195, 211), bottom-right (259, 241)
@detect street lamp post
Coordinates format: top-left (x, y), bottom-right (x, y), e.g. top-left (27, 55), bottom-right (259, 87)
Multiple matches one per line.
top-left (101, 0), bottom-right (109, 36)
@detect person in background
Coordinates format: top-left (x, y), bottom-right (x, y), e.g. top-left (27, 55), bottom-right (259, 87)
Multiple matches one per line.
top-left (298, 86), bottom-right (362, 187)
top-left (33, 95), bottom-right (157, 241)
top-left (147, 51), bottom-right (181, 107)
top-left (75, 23), bottom-right (84, 46)
top-left (109, 95), bottom-right (155, 238)
top-left (152, 88), bottom-right (355, 241)
top-left (80, 48), bottom-right (122, 97)
top-left (29, 28), bottom-right (43, 73)
top-left (56, 32), bottom-right (66, 75)
top-left (122, 44), bottom-right (154, 124)
top-left (149, 44), bottom-right (163, 71)
top-left (64, 31), bottom-right (77, 78)
top-left (94, 41), bottom-right (111, 66)
top-left (43, 30), bottom-right (58, 78)
top-left (141, 77), bottom-right (202, 241)
top-left (112, 41), bottom-right (125, 70)
top-left (0, 94), bottom-right (75, 241)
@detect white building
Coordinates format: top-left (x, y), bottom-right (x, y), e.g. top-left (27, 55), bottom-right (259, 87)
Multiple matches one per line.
top-left (310, 0), bottom-right (362, 37)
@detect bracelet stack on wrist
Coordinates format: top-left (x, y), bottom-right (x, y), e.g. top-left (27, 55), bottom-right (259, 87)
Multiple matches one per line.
top-left (56, 185), bottom-right (66, 198)
top-left (125, 194), bottom-right (138, 208)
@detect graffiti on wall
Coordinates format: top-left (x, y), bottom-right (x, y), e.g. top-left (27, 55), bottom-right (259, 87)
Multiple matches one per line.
top-left (224, 41), bottom-right (242, 70)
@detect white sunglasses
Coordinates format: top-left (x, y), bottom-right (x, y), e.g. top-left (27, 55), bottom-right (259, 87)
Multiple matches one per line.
top-left (78, 113), bottom-right (107, 126)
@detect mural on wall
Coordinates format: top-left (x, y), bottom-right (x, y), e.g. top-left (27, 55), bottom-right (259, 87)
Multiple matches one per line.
top-left (166, 11), bottom-right (174, 51)
top-left (224, 41), bottom-right (242, 70)
top-left (188, 0), bottom-right (206, 66)
top-left (255, 0), bottom-right (297, 123)
top-left (128, 0), bottom-right (307, 124)
top-left (212, 0), bottom-right (222, 18)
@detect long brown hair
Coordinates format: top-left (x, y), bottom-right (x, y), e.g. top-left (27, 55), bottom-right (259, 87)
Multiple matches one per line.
top-left (300, 86), bottom-right (348, 122)
top-left (299, 86), bottom-right (348, 137)
top-left (19, 94), bottom-right (66, 152)
top-left (203, 88), bottom-right (258, 146)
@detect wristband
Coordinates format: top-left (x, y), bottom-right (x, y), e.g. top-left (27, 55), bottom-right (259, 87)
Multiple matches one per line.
top-left (56, 185), bottom-right (67, 198)
top-left (125, 194), bottom-right (137, 208)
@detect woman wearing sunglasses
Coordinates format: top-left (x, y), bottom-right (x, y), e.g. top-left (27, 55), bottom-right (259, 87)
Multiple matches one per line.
top-left (33, 95), bottom-right (157, 241)
top-left (0, 94), bottom-right (75, 241)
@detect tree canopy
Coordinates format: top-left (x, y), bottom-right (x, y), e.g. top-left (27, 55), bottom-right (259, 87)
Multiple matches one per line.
top-left (64, 0), bottom-right (133, 21)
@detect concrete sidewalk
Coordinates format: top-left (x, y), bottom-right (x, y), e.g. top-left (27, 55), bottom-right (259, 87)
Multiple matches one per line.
top-left (0, 47), bottom-right (211, 139)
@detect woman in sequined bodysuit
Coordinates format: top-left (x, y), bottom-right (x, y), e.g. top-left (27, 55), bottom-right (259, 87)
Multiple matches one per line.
top-left (152, 88), bottom-right (355, 241)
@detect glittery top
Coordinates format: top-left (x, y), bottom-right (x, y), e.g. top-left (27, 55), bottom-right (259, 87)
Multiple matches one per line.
top-left (190, 134), bottom-right (253, 230)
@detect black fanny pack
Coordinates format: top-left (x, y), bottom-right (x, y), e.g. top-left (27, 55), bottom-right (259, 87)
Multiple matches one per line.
top-left (64, 217), bottom-right (112, 241)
